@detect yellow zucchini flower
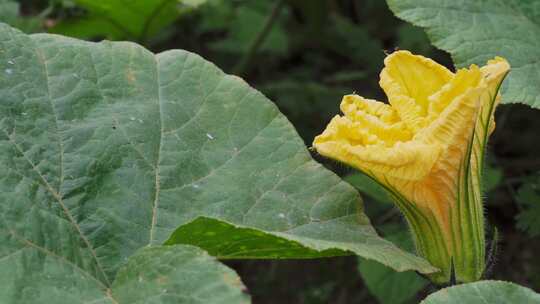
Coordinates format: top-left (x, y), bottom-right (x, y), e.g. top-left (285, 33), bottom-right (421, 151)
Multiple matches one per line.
top-left (313, 51), bottom-right (510, 284)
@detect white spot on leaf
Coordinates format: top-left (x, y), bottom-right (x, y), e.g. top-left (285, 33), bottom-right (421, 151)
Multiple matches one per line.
top-left (206, 133), bottom-right (214, 140)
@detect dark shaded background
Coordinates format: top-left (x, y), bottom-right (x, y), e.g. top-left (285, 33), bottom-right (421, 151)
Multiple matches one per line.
top-left (11, 0), bottom-right (540, 303)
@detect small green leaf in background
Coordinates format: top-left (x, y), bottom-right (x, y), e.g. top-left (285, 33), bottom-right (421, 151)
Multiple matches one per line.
top-left (50, 0), bottom-right (205, 42)
top-left (358, 224), bottom-right (428, 304)
top-left (112, 245), bottom-right (250, 304)
top-left (516, 173), bottom-right (540, 237)
top-left (387, 0), bottom-right (540, 108)
top-left (420, 280), bottom-right (540, 304)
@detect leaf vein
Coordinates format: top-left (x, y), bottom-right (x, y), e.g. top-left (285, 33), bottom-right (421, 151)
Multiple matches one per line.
top-left (149, 54), bottom-right (164, 244)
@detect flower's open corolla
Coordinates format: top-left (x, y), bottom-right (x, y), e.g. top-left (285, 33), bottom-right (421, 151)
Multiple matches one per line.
top-left (313, 51), bottom-right (510, 283)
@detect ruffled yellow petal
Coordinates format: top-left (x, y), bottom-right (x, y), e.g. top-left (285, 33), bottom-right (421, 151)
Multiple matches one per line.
top-left (313, 112), bottom-right (439, 181)
top-left (379, 50), bottom-right (454, 132)
top-left (340, 94), bottom-right (397, 123)
top-left (340, 95), bottom-right (412, 145)
top-left (314, 136), bottom-right (440, 182)
top-left (420, 70), bottom-right (483, 147)
top-left (427, 66), bottom-right (483, 122)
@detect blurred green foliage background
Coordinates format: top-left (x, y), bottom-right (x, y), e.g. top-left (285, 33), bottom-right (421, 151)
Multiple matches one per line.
top-left (3, 0), bottom-right (540, 302)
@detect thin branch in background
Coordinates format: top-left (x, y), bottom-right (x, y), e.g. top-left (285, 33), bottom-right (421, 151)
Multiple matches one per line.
top-left (232, 0), bottom-right (286, 76)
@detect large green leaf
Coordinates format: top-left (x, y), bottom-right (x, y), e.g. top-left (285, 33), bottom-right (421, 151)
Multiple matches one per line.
top-left (0, 241), bottom-right (249, 303)
top-left (421, 280), bottom-right (540, 304)
top-left (387, 0), bottom-right (540, 108)
top-left (0, 22), bottom-right (436, 299)
top-left (51, 0), bottom-right (204, 41)
top-left (112, 245), bottom-right (249, 304)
